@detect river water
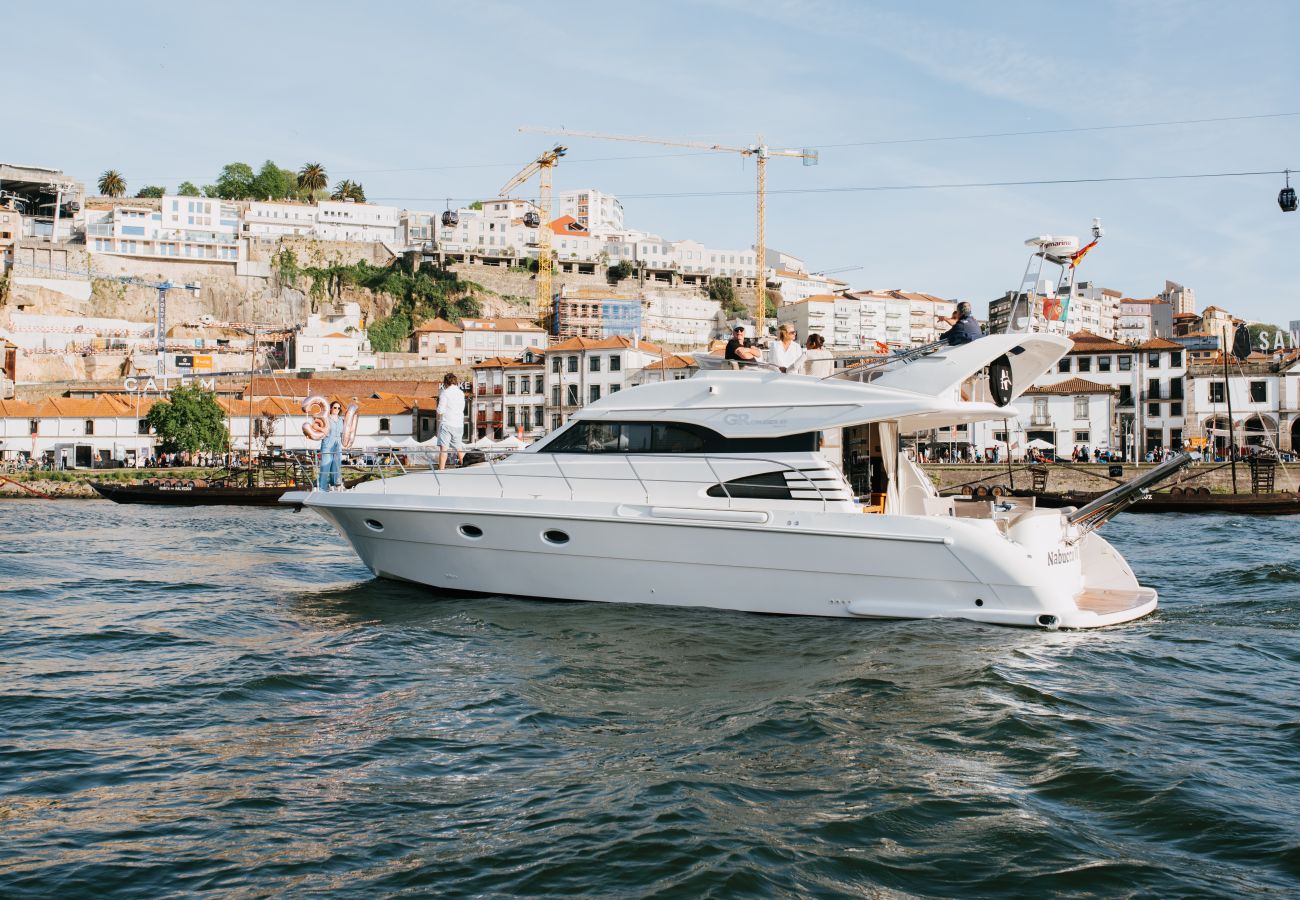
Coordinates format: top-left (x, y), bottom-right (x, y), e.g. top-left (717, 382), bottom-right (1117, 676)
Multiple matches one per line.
top-left (2, 500), bottom-right (1298, 896)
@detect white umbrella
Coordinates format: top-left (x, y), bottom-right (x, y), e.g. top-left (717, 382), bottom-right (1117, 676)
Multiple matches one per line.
top-left (1026, 438), bottom-right (1055, 450)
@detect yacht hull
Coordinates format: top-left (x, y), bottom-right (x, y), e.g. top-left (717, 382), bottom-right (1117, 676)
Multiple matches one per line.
top-left (287, 491), bottom-right (1156, 629)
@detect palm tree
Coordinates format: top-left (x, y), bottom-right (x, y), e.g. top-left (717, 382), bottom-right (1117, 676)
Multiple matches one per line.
top-left (330, 179), bottom-right (366, 203)
top-left (297, 162), bottom-right (327, 198)
top-left (98, 170), bottom-right (127, 198)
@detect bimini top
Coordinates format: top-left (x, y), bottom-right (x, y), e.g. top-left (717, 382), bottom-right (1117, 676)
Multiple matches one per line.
top-left (560, 333), bottom-right (1070, 439)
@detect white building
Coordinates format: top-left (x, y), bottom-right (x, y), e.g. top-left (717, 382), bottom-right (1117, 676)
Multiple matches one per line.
top-left (641, 292), bottom-right (722, 347)
top-left (1118, 297), bottom-right (1174, 343)
top-left (556, 189), bottom-right (624, 233)
top-left (87, 196), bottom-right (242, 263)
top-left (436, 198), bottom-right (540, 261)
top-left (401, 210), bottom-right (440, 248)
top-left (412, 317), bottom-right (463, 365)
top-left (844, 291), bottom-right (913, 348)
top-left (311, 200), bottom-right (400, 244)
top-left (243, 201), bottom-right (316, 238)
top-left (470, 349), bottom-right (546, 440)
top-left (0, 395), bottom-right (156, 466)
top-left (543, 335), bottom-right (667, 431)
top-left (294, 302), bottom-right (374, 371)
top-left (460, 317), bottom-right (546, 364)
top-left (771, 269), bottom-right (848, 306)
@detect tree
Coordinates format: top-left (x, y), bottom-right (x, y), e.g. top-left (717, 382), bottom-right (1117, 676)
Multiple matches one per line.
top-left (297, 162), bottom-right (328, 197)
top-left (608, 260), bottom-right (635, 283)
top-left (98, 170), bottom-right (126, 197)
top-left (212, 162), bottom-right (256, 199)
top-left (145, 384), bottom-right (230, 454)
top-left (251, 160), bottom-right (295, 200)
top-left (1247, 322), bottom-right (1288, 351)
top-left (177, 181), bottom-right (202, 197)
top-left (468, 201), bottom-right (483, 210)
top-left (330, 179), bottom-right (366, 202)
top-left (135, 185), bottom-right (165, 198)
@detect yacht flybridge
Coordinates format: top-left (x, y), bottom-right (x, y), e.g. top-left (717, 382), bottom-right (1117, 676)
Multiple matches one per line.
top-left (284, 333), bottom-right (1173, 629)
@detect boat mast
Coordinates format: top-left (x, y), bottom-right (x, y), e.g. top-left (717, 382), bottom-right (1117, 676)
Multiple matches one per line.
top-left (247, 323), bottom-right (258, 486)
top-left (1222, 326), bottom-right (1238, 492)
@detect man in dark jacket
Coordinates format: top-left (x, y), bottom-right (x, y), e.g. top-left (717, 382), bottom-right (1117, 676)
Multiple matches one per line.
top-left (939, 302), bottom-right (983, 345)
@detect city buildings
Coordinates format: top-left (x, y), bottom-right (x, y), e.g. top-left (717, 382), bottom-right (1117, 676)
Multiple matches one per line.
top-left (1117, 297), bottom-right (1173, 343)
top-left (87, 196), bottom-right (243, 263)
top-left (470, 349), bottom-right (546, 440)
top-left (294, 302), bottom-right (374, 371)
top-left (412, 317), bottom-right (464, 365)
top-left (542, 335), bottom-right (667, 431)
top-left (459, 317), bottom-right (546, 364)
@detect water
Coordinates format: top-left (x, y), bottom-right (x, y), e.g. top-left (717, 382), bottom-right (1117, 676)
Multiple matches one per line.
top-left (2, 501), bottom-right (1298, 897)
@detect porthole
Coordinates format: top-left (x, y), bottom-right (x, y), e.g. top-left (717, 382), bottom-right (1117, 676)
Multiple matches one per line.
top-left (542, 529), bottom-right (570, 545)
top-left (974, 598), bottom-right (984, 607)
top-left (459, 524), bottom-right (483, 539)
top-left (364, 519), bottom-right (384, 532)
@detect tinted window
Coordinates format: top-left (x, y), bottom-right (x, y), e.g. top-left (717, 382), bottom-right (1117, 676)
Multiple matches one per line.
top-left (539, 420), bottom-right (817, 454)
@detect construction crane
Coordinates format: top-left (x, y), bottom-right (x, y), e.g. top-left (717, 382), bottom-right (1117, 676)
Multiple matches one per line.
top-left (499, 145), bottom-right (567, 312)
top-left (520, 127), bottom-right (817, 337)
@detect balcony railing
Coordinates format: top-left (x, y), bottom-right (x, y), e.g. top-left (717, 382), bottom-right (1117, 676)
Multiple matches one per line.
top-left (1030, 415), bottom-right (1052, 426)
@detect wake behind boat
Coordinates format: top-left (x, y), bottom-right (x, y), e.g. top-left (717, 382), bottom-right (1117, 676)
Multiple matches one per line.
top-left (285, 333), bottom-right (1178, 629)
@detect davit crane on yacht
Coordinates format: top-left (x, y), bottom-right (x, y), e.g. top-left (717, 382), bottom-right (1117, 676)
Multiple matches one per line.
top-left (284, 332), bottom-right (1176, 629)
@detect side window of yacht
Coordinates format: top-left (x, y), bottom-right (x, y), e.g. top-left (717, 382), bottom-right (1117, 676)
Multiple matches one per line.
top-left (651, 424), bottom-right (706, 453)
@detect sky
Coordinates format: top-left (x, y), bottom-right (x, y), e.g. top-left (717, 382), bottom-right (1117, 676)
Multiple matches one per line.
top-left (6, 0), bottom-right (1300, 324)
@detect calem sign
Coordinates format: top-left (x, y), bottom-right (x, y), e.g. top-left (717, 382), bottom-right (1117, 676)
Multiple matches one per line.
top-left (123, 373), bottom-right (218, 394)
top-left (1257, 327), bottom-right (1300, 352)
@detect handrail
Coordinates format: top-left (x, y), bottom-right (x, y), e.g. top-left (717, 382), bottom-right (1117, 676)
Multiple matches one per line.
top-left (321, 447), bottom-right (847, 512)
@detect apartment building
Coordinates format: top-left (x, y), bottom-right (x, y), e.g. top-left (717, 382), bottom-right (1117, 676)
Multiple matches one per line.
top-left (412, 317), bottom-right (463, 365)
top-left (294, 302), bottom-right (373, 371)
top-left (1117, 297), bottom-right (1173, 343)
top-left (543, 335), bottom-right (666, 431)
top-left (87, 196), bottom-right (242, 263)
top-left (460, 317), bottom-right (546, 364)
top-left (470, 349), bottom-right (546, 440)
top-left (641, 292), bottom-right (721, 347)
top-left (243, 201), bottom-right (316, 237)
top-left (312, 200), bottom-right (400, 244)
top-left (556, 189), bottom-right (624, 233)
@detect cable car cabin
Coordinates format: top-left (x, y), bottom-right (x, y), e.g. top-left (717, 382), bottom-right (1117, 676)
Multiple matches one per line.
top-left (1280, 186), bottom-right (1297, 213)
top-left (523, 211), bottom-right (541, 228)
top-left (441, 209), bottom-right (459, 226)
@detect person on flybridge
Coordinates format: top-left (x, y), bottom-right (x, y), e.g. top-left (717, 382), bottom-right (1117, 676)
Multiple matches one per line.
top-left (939, 302), bottom-right (984, 345)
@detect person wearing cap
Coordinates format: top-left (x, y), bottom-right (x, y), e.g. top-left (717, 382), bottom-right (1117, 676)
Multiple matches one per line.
top-left (724, 326), bottom-right (763, 367)
top-left (938, 302), bottom-right (983, 345)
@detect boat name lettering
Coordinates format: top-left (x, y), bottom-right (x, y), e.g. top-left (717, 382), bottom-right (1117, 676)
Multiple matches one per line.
top-left (722, 413), bottom-right (788, 427)
top-left (1047, 548), bottom-right (1077, 566)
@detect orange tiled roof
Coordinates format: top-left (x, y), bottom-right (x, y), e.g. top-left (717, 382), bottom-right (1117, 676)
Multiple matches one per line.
top-left (1135, 337), bottom-right (1185, 350)
top-left (548, 335), bottom-right (667, 355)
top-left (413, 317), bottom-right (462, 334)
top-left (546, 215), bottom-right (589, 237)
top-left (1066, 331), bottom-right (1130, 353)
top-left (0, 398), bottom-right (39, 416)
top-left (1025, 377), bottom-right (1118, 395)
top-left (644, 354), bottom-right (697, 370)
top-left (245, 376), bottom-right (441, 399)
top-left (460, 317), bottom-right (544, 332)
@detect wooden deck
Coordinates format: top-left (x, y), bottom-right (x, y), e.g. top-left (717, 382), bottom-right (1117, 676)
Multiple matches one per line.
top-left (1073, 587), bottom-right (1157, 614)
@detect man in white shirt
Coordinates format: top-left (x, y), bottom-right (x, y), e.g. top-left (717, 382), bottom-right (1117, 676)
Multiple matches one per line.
top-left (768, 323), bottom-right (805, 373)
top-left (436, 373), bottom-right (466, 470)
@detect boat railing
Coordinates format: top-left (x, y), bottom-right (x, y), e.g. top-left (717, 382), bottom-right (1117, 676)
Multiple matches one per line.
top-left (824, 340), bottom-right (949, 383)
top-left (352, 448), bottom-right (840, 513)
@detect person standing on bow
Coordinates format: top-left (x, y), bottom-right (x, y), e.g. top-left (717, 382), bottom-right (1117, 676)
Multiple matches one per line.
top-left (437, 373), bottom-right (466, 470)
top-left (318, 400), bottom-right (345, 491)
top-left (768, 323), bottom-right (805, 373)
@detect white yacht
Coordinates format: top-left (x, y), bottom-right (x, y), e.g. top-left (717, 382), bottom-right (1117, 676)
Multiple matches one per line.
top-left (285, 334), bottom-right (1179, 629)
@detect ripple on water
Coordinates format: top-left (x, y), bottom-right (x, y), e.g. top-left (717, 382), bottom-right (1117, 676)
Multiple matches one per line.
top-left (0, 502), bottom-right (1297, 895)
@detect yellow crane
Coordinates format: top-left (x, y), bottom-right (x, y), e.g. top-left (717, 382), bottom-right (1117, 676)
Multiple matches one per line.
top-left (520, 127), bottom-right (816, 337)
top-left (499, 145), bottom-right (567, 312)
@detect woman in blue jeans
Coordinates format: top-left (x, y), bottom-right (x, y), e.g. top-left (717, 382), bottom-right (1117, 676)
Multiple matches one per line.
top-left (318, 401), bottom-right (345, 491)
